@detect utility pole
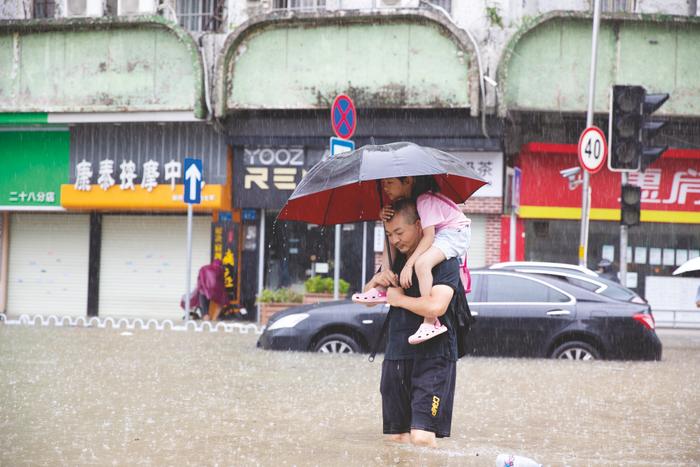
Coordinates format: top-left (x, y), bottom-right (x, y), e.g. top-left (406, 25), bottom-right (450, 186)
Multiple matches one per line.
top-left (578, 0), bottom-right (602, 267)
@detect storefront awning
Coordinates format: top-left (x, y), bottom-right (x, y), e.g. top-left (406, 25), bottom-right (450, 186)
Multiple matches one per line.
top-left (0, 17), bottom-right (205, 119)
top-left (498, 13), bottom-right (700, 118)
top-left (216, 11), bottom-right (476, 115)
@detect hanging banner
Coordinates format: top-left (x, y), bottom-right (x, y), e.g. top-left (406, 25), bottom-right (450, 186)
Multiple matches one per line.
top-left (212, 217), bottom-right (241, 306)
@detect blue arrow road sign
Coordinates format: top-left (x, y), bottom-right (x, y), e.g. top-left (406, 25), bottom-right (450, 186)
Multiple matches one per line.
top-left (184, 158), bottom-right (202, 204)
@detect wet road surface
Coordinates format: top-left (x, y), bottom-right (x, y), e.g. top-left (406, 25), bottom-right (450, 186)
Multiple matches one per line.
top-left (1, 325), bottom-right (698, 466)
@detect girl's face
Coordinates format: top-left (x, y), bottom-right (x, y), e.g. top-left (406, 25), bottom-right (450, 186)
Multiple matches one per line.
top-left (381, 177), bottom-right (413, 201)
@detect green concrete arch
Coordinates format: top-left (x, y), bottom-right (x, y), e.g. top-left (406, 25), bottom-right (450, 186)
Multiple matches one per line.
top-left (216, 10), bottom-right (478, 116)
top-left (0, 16), bottom-right (206, 118)
top-left (497, 12), bottom-right (700, 118)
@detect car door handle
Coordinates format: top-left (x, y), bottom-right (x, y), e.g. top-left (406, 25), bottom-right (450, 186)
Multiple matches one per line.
top-left (546, 309), bottom-right (570, 316)
top-left (471, 311), bottom-right (479, 316)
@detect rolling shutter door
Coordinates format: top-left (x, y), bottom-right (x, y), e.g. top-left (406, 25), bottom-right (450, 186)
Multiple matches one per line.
top-left (7, 213), bottom-right (90, 317)
top-left (98, 215), bottom-right (211, 320)
top-left (467, 214), bottom-right (487, 268)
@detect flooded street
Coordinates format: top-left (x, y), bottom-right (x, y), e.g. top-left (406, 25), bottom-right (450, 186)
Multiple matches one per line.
top-left (1, 325), bottom-right (698, 466)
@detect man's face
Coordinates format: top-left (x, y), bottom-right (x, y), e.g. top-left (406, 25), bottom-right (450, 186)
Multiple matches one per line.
top-left (384, 212), bottom-right (422, 255)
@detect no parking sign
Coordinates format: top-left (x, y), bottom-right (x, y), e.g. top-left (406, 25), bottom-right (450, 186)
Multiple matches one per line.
top-left (331, 94), bottom-right (356, 140)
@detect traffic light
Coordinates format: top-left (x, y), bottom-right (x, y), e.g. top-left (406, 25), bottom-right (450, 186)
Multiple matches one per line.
top-left (620, 184), bottom-right (641, 226)
top-left (608, 85), bottom-right (644, 171)
top-left (608, 85), bottom-right (669, 172)
top-left (640, 92), bottom-right (669, 171)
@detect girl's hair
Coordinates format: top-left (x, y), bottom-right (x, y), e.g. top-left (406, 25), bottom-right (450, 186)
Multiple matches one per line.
top-left (398, 175), bottom-right (440, 199)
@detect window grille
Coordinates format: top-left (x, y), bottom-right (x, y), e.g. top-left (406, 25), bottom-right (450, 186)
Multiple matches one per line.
top-left (33, 0), bottom-right (56, 18)
top-left (272, 0), bottom-right (326, 10)
top-left (177, 0), bottom-right (224, 32)
top-left (601, 0), bottom-right (636, 12)
top-left (425, 0), bottom-right (451, 13)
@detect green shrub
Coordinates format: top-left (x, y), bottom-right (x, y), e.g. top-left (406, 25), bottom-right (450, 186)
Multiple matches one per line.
top-left (257, 288), bottom-right (303, 303)
top-left (305, 276), bottom-right (350, 294)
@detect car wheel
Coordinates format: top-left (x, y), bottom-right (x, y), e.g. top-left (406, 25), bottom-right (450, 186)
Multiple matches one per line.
top-left (314, 333), bottom-right (360, 354)
top-left (552, 341), bottom-right (600, 360)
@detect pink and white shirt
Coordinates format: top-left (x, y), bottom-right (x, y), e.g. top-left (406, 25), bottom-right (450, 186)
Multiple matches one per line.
top-left (416, 192), bottom-right (470, 233)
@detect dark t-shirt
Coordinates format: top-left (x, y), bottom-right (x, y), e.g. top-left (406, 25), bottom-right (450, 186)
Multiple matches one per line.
top-left (384, 254), bottom-right (461, 361)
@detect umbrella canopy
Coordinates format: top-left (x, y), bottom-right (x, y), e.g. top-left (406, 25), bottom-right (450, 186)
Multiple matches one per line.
top-left (278, 142), bottom-right (489, 225)
top-left (673, 256), bottom-right (700, 275)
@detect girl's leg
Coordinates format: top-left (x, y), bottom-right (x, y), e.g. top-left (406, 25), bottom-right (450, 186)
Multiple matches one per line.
top-left (414, 246), bottom-right (447, 299)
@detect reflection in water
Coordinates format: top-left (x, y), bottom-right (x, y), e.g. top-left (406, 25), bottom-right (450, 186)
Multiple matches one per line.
top-left (1, 327), bottom-right (698, 465)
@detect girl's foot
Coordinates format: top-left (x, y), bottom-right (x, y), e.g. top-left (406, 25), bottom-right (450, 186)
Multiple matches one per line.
top-left (408, 318), bottom-right (448, 345)
top-left (351, 287), bottom-right (387, 304)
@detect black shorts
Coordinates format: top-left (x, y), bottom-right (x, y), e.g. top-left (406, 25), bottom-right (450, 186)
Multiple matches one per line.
top-left (380, 357), bottom-right (457, 438)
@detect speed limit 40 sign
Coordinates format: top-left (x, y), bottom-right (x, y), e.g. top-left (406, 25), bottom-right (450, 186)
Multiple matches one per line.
top-left (577, 126), bottom-right (608, 174)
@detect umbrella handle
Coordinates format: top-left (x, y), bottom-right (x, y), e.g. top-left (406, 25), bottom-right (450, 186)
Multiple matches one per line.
top-left (376, 179), bottom-right (393, 270)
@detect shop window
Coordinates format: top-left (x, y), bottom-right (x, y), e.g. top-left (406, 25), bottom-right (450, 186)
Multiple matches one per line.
top-left (33, 0), bottom-right (56, 18)
top-left (533, 221), bottom-right (549, 239)
top-left (177, 0), bottom-right (224, 32)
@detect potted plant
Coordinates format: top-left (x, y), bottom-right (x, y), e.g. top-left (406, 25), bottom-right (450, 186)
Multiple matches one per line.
top-left (303, 276), bottom-right (350, 304)
top-left (257, 288), bottom-right (303, 325)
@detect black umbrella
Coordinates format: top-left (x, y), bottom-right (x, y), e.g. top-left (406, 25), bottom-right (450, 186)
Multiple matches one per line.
top-left (278, 142), bottom-right (489, 225)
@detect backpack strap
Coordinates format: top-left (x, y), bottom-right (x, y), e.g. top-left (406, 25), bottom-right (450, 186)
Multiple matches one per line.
top-left (368, 308), bottom-right (390, 362)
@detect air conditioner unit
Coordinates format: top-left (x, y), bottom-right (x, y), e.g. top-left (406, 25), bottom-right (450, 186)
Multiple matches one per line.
top-left (118, 0), bottom-right (157, 15)
top-left (61, 0), bottom-right (103, 16)
top-left (376, 0), bottom-right (419, 7)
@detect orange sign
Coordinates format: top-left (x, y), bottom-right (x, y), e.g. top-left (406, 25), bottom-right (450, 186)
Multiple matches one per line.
top-left (60, 184), bottom-right (228, 211)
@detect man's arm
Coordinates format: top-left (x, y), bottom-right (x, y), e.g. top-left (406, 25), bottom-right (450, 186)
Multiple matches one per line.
top-left (404, 226), bottom-right (435, 268)
top-left (386, 284), bottom-right (454, 319)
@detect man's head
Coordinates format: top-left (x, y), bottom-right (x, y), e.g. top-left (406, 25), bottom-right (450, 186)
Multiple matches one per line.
top-left (384, 198), bottom-right (422, 255)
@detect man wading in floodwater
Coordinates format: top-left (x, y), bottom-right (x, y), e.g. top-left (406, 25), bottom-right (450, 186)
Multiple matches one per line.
top-left (362, 198), bottom-right (462, 448)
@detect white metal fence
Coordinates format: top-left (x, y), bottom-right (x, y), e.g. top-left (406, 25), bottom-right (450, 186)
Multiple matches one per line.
top-left (654, 309), bottom-right (700, 329)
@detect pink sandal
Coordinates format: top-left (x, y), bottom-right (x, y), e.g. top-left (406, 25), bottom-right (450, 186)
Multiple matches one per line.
top-left (351, 287), bottom-right (387, 304)
top-left (408, 318), bottom-right (448, 345)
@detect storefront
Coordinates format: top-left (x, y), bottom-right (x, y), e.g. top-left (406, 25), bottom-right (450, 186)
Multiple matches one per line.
top-left (227, 110), bottom-right (505, 316)
top-left (0, 129), bottom-right (89, 317)
top-left (58, 123), bottom-right (233, 320)
top-left (509, 142), bottom-right (700, 298)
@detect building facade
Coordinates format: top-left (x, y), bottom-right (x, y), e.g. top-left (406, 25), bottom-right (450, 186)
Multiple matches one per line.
top-left (1, 0), bottom-right (698, 319)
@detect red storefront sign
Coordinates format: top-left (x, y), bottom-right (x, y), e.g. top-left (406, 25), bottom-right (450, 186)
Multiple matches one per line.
top-left (516, 143), bottom-right (700, 224)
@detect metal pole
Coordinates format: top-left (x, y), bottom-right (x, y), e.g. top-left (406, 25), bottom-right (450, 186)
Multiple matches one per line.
top-left (184, 203), bottom-right (193, 321)
top-left (579, 0), bottom-right (602, 267)
top-left (257, 209), bottom-right (266, 325)
top-left (361, 221), bottom-right (367, 287)
top-left (509, 212), bottom-right (516, 261)
top-left (333, 224), bottom-right (341, 299)
top-left (619, 172), bottom-right (628, 286)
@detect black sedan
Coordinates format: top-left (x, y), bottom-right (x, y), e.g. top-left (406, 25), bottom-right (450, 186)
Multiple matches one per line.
top-left (257, 270), bottom-right (662, 361)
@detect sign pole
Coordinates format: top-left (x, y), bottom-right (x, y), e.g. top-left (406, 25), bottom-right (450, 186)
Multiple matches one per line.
top-left (185, 203), bottom-right (193, 320)
top-left (579, 0), bottom-right (602, 267)
top-left (619, 172), bottom-right (628, 285)
top-left (329, 94), bottom-right (357, 300)
top-left (334, 225), bottom-right (341, 299)
top-left (183, 158), bottom-right (203, 321)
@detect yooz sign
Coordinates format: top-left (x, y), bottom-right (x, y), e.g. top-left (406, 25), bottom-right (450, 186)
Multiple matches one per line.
top-left (245, 148), bottom-right (304, 166)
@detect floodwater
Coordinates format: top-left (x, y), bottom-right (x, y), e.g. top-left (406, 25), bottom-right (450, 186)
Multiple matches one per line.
top-left (1, 325), bottom-right (698, 466)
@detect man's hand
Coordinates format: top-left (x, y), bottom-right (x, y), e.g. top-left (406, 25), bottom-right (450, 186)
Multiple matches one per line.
top-left (379, 205), bottom-right (395, 222)
top-left (386, 287), bottom-right (405, 307)
top-left (368, 269), bottom-right (399, 290)
top-left (400, 264), bottom-right (413, 289)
